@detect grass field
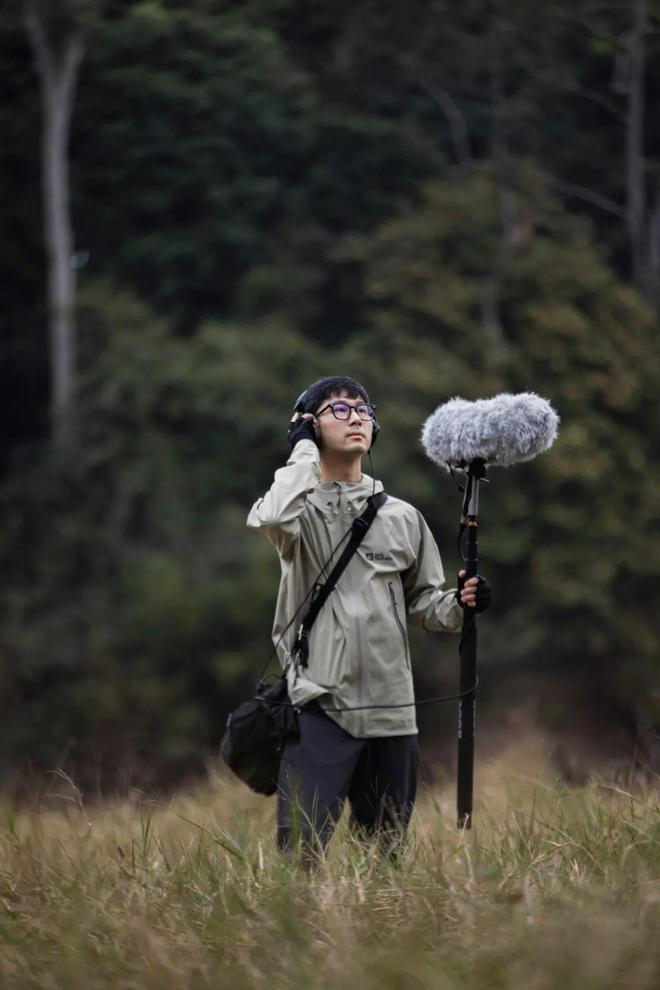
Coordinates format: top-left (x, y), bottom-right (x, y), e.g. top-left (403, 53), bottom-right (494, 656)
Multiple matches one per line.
top-left (0, 742), bottom-right (658, 989)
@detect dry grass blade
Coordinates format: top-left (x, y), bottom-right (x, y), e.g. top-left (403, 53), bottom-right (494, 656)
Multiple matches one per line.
top-left (0, 754), bottom-right (656, 989)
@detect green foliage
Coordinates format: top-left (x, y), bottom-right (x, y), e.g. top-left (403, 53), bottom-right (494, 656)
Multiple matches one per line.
top-left (73, 2), bottom-right (314, 327)
top-left (69, 0), bottom-right (436, 334)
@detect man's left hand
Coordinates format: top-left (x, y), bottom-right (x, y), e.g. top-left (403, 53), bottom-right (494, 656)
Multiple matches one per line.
top-left (456, 570), bottom-right (492, 613)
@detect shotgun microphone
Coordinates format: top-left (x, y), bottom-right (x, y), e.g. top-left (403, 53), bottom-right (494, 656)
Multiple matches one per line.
top-left (421, 392), bottom-right (559, 469)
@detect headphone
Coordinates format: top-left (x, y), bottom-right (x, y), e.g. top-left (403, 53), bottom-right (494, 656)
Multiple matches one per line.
top-left (294, 384), bottom-right (380, 449)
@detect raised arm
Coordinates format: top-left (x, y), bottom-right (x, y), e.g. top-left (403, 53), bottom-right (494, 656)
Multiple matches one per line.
top-left (246, 439), bottom-right (320, 558)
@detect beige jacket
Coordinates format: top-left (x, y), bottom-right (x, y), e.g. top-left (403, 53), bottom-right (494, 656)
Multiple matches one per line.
top-left (246, 439), bottom-right (463, 737)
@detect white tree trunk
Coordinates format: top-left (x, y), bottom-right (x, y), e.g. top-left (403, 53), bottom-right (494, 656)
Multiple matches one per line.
top-left (25, 3), bottom-right (84, 452)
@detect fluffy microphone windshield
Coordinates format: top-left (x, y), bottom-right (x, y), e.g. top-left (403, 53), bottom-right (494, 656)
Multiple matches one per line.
top-left (421, 392), bottom-right (559, 469)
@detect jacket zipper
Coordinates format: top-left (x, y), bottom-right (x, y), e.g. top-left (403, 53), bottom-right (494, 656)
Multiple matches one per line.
top-left (388, 581), bottom-right (409, 661)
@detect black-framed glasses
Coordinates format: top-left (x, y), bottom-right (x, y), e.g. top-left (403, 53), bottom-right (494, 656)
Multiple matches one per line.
top-left (316, 400), bottom-right (376, 421)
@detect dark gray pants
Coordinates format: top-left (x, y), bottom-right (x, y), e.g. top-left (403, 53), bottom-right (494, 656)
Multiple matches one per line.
top-left (277, 702), bottom-right (419, 855)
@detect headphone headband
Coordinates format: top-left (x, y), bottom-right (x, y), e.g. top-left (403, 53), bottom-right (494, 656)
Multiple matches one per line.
top-left (294, 390), bottom-right (309, 412)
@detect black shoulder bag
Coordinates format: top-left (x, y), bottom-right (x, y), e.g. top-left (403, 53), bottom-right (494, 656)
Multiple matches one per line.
top-left (219, 491), bottom-right (388, 795)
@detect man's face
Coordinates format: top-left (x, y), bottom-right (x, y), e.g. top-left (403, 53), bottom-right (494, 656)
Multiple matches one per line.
top-left (314, 390), bottom-right (373, 456)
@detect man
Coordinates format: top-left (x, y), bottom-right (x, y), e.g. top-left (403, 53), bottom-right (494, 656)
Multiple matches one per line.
top-left (246, 376), bottom-right (490, 857)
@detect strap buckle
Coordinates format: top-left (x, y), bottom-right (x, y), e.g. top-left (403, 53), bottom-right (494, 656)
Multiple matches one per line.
top-left (293, 623), bottom-right (310, 666)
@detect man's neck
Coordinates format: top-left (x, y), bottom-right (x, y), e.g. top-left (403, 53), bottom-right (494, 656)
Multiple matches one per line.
top-left (319, 454), bottom-right (363, 484)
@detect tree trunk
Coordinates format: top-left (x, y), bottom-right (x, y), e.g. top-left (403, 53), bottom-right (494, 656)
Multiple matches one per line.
top-left (648, 179), bottom-right (660, 308)
top-left (625, 0), bottom-right (647, 292)
top-left (25, 3), bottom-right (84, 452)
top-left (481, 10), bottom-right (512, 350)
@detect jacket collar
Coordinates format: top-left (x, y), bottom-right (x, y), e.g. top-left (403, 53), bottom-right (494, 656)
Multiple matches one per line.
top-left (307, 474), bottom-right (384, 514)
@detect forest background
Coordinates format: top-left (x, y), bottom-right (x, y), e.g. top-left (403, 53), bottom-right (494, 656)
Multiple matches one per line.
top-left (1, 0), bottom-right (659, 793)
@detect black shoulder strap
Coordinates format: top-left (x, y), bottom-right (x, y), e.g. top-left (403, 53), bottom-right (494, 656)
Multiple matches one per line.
top-left (293, 491), bottom-right (388, 667)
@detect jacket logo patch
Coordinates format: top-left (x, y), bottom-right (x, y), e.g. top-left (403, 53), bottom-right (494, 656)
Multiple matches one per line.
top-left (366, 552), bottom-right (393, 562)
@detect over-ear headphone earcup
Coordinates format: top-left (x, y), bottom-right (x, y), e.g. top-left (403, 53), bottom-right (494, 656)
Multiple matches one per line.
top-left (292, 387), bottom-right (322, 448)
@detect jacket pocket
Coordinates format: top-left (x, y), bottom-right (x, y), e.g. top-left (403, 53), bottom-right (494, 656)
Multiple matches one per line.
top-left (388, 581), bottom-right (409, 664)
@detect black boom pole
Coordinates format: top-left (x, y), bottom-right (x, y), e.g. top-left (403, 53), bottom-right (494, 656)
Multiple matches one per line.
top-left (421, 392), bottom-right (558, 829)
top-left (456, 458), bottom-right (486, 830)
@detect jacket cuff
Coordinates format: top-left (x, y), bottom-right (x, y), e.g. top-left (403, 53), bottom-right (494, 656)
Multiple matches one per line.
top-left (286, 438), bottom-right (320, 466)
top-left (447, 594), bottom-right (465, 630)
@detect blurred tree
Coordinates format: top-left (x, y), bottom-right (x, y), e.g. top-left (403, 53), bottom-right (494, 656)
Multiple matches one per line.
top-left (6, 0), bottom-right (660, 458)
top-left (68, 0), bottom-right (438, 338)
top-left (610, 0), bottom-right (660, 301)
top-left (315, 0), bottom-right (660, 304)
top-left (23, 0), bottom-right (100, 451)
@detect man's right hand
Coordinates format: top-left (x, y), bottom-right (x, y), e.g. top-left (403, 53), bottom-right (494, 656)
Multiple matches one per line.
top-left (287, 412), bottom-right (320, 451)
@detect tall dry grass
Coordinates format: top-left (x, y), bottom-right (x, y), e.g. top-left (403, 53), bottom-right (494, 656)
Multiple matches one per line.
top-left (0, 741), bottom-right (657, 989)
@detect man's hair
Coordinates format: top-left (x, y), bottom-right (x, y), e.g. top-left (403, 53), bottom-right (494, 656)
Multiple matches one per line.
top-left (298, 376), bottom-right (371, 414)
